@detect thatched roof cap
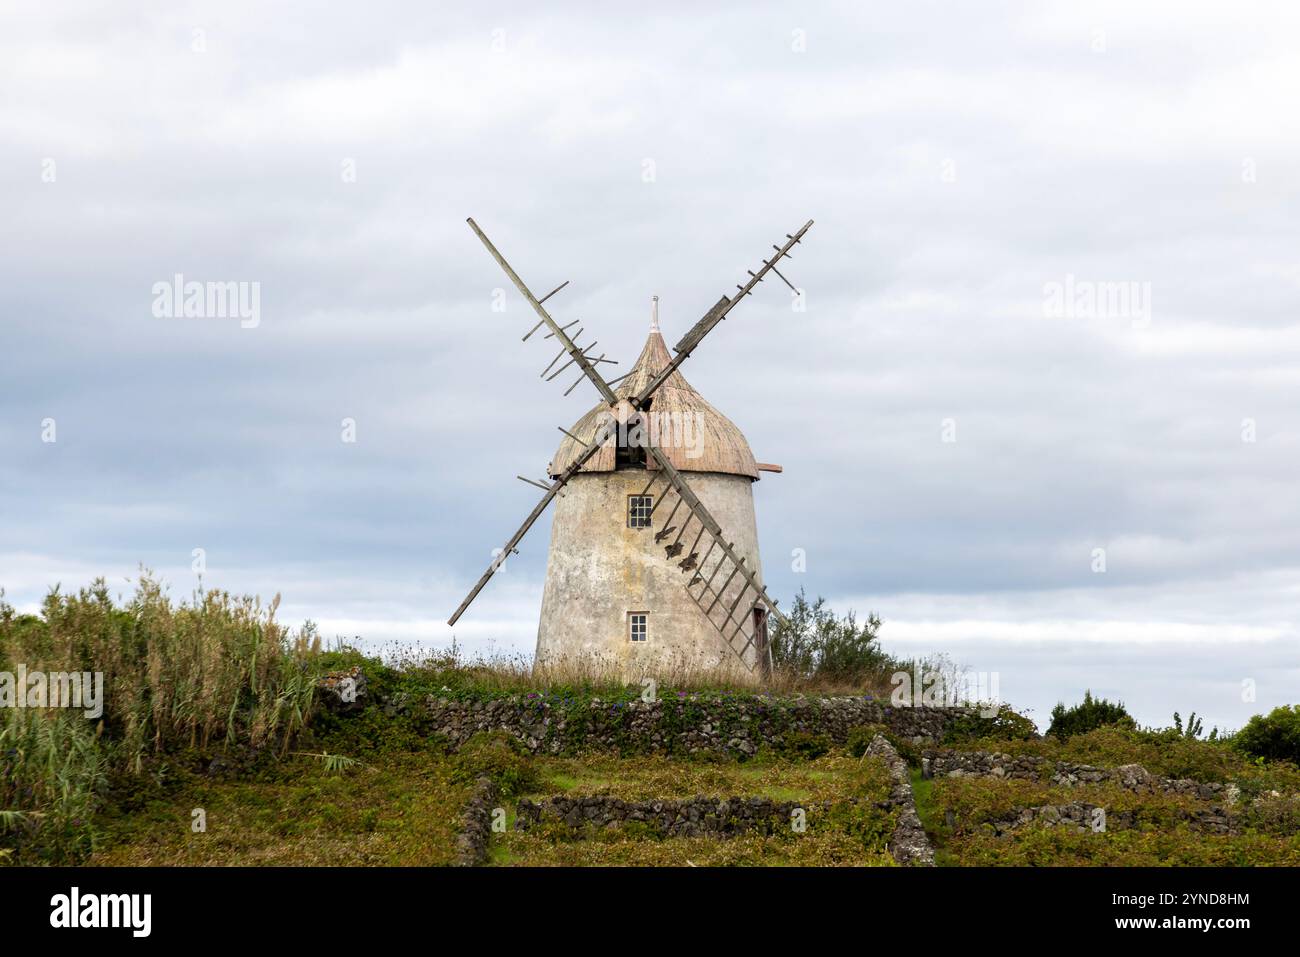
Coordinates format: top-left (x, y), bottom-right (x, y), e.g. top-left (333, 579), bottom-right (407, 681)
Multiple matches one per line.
top-left (548, 327), bottom-right (759, 480)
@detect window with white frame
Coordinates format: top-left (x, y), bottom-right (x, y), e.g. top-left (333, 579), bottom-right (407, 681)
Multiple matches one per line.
top-left (628, 495), bottom-right (653, 528)
top-left (628, 612), bottom-right (648, 642)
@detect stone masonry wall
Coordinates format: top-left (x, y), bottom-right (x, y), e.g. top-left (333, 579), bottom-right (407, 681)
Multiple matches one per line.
top-left (867, 735), bottom-right (935, 866)
top-left (984, 801), bottom-right (1237, 837)
top-left (515, 794), bottom-right (827, 838)
top-left (923, 750), bottom-right (1234, 801)
top-left (454, 776), bottom-right (499, 867)
top-left (512, 735), bottom-right (936, 865)
top-left (395, 695), bottom-right (971, 756)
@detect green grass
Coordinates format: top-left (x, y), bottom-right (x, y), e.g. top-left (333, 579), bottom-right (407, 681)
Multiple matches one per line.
top-left (909, 769), bottom-right (958, 867)
top-left (88, 751), bottom-right (469, 866)
top-left (74, 746), bottom-right (902, 867)
top-left (947, 827), bottom-right (1300, 866)
top-left (490, 749), bottom-right (899, 866)
top-left (525, 752), bottom-right (893, 804)
top-left (492, 825), bottom-right (898, 866)
top-left (928, 772), bottom-right (1300, 866)
top-left (942, 726), bottom-right (1300, 790)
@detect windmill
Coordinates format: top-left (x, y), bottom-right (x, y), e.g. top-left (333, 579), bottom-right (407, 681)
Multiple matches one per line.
top-left (448, 217), bottom-right (814, 679)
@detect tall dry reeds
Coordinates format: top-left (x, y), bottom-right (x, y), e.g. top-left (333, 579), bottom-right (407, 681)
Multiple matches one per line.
top-left (1, 573), bottom-right (322, 862)
top-left (2, 573), bottom-right (320, 766)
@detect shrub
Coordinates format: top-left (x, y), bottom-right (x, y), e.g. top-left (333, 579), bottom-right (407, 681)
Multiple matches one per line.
top-left (769, 590), bottom-right (900, 687)
top-left (780, 731), bottom-right (831, 760)
top-left (942, 705), bottom-right (1038, 745)
top-left (1235, 705), bottom-right (1300, 765)
top-left (847, 725), bottom-right (887, 758)
top-left (1047, 691), bottom-right (1133, 740)
top-left (846, 724), bottom-right (921, 767)
top-left (1172, 711), bottom-right (1205, 740)
top-left (452, 731), bottom-right (539, 798)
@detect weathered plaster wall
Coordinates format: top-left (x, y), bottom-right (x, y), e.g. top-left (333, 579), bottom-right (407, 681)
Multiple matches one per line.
top-left (536, 469), bottom-right (765, 675)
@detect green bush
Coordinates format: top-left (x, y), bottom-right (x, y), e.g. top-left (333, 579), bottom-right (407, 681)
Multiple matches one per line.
top-left (1047, 691), bottom-right (1133, 740)
top-left (452, 731), bottom-right (539, 798)
top-left (846, 724), bottom-right (921, 767)
top-left (1171, 711), bottom-right (1206, 740)
top-left (847, 725), bottom-right (887, 758)
top-left (1235, 705), bottom-right (1300, 765)
top-left (780, 731), bottom-right (831, 760)
top-left (943, 705), bottom-right (1038, 745)
top-left (769, 590), bottom-right (899, 686)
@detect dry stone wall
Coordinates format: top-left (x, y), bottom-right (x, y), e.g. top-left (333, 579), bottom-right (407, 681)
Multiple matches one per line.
top-left (923, 750), bottom-right (1234, 801)
top-left (866, 734), bottom-right (934, 866)
top-left (395, 695), bottom-right (971, 755)
top-left (454, 776), bottom-right (499, 867)
top-left (984, 801), bottom-right (1236, 837)
top-left (515, 794), bottom-right (827, 838)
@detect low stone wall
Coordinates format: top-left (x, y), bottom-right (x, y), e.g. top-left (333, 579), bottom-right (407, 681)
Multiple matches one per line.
top-left (515, 794), bottom-right (822, 838)
top-left (454, 776), bottom-right (499, 867)
top-left (402, 695), bottom-right (971, 756)
top-left (923, 750), bottom-right (1233, 801)
top-left (866, 735), bottom-right (934, 866)
top-left (985, 802), bottom-right (1236, 837)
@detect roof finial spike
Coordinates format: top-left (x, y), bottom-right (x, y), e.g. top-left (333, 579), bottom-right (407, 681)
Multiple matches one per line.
top-left (650, 295), bottom-right (660, 334)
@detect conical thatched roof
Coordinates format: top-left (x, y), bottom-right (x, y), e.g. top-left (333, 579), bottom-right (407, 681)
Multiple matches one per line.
top-left (548, 328), bottom-right (759, 479)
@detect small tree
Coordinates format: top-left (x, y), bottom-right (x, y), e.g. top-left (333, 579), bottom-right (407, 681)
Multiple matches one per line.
top-left (1046, 690), bottom-right (1133, 740)
top-left (1235, 705), bottom-right (1300, 764)
top-left (768, 589), bottom-right (889, 685)
top-left (1172, 711), bottom-right (1204, 740)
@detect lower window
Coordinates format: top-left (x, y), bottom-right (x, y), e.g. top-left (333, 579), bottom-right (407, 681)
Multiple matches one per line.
top-left (628, 612), bottom-right (648, 642)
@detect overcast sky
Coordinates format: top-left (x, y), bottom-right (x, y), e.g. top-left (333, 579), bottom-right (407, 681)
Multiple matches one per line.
top-left (2, 1), bottom-right (1297, 731)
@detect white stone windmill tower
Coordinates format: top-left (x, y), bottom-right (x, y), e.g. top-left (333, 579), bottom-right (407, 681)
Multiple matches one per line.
top-left (448, 218), bottom-right (814, 679)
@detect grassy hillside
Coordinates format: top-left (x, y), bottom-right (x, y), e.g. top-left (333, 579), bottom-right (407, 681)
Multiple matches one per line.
top-left (3, 577), bottom-right (1298, 867)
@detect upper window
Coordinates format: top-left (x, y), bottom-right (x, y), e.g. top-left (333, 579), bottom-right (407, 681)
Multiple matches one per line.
top-left (628, 495), bottom-right (653, 528)
top-left (629, 612), bottom-right (648, 642)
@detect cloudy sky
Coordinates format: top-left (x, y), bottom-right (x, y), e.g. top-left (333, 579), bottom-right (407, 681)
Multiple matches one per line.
top-left (2, 1), bottom-right (1297, 731)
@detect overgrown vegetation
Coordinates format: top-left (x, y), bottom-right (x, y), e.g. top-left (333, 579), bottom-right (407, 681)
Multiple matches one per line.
top-left (0, 575), bottom-right (320, 863)
top-left (89, 751), bottom-right (470, 866)
top-left (2, 576), bottom-right (318, 760)
top-left (4, 575), bottom-right (1299, 868)
top-left (1172, 711), bottom-right (1206, 740)
top-left (932, 724), bottom-right (1300, 792)
top-left (1046, 691), bottom-right (1134, 740)
top-left (846, 724), bottom-right (922, 766)
top-left (1235, 705), bottom-right (1300, 765)
top-left (452, 731), bottom-right (539, 798)
top-left (768, 589), bottom-right (904, 689)
top-left (942, 705), bottom-right (1038, 745)
top-left (949, 826), bottom-right (1300, 867)
top-left (491, 749), bottom-right (899, 866)
top-left (779, 730), bottom-right (832, 761)
top-left (523, 751), bottom-right (893, 804)
top-left (0, 709), bottom-right (109, 863)
top-left (931, 774), bottom-right (1300, 866)
top-left (492, 820), bottom-right (898, 867)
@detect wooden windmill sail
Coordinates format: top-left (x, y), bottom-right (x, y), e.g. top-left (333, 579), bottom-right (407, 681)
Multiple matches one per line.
top-left (447, 217), bottom-right (814, 676)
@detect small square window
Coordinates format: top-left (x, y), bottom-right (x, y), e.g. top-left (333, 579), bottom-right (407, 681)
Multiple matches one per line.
top-left (628, 495), bottom-right (653, 528)
top-left (629, 612), bottom-right (648, 642)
